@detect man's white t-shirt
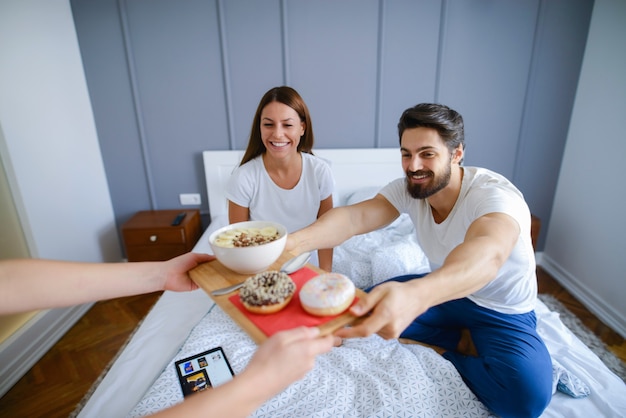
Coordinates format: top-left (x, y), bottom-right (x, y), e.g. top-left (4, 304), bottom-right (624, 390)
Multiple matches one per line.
top-left (226, 153), bottom-right (334, 265)
top-left (380, 166), bottom-right (537, 314)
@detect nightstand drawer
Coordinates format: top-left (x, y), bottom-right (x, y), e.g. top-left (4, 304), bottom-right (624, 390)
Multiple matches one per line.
top-left (121, 210), bottom-right (202, 262)
top-left (125, 244), bottom-right (188, 262)
top-left (122, 228), bottom-right (186, 246)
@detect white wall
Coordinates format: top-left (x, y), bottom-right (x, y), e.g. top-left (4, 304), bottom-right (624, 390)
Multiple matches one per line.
top-left (0, 0), bottom-right (122, 397)
top-left (0, 0), bottom-right (121, 262)
top-left (541, 0), bottom-right (626, 338)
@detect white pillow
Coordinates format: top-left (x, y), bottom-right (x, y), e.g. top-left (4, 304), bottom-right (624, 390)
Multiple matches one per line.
top-left (344, 186), bottom-right (382, 206)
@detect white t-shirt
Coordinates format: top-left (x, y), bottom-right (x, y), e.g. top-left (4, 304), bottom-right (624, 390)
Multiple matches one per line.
top-left (226, 153), bottom-right (334, 266)
top-left (380, 166), bottom-right (537, 314)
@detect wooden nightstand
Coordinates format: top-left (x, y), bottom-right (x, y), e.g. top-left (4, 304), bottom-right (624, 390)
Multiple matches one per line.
top-left (121, 210), bottom-right (202, 261)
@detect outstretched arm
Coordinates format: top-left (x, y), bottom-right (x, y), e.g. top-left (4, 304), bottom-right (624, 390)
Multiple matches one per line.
top-left (153, 326), bottom-right (335, 418)
top-left (287, 194), bottom-right (399, 257)
top-left (0, 252), bottom-right (215, 315)
top-left (316, 194), bottom-right (334, 271)
top-left (0, 253), bottom-right (334, 418)
top-left (336, 212), bottom-right (520, 340)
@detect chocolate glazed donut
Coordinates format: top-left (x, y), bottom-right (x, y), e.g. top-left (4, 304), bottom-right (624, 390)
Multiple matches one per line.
top-left (239, 271), bottom-right (296, 314)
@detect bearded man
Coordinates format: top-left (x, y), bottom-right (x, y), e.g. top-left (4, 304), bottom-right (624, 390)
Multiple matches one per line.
top-left (287, 103), bottom-right (553, 418)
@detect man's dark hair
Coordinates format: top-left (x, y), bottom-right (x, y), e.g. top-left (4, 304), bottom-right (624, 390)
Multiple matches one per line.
top-left (397, 103), bottom-right (465, 156)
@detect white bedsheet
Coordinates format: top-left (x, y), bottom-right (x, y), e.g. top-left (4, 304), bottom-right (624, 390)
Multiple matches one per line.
top-left (129, 303), bottom-right (494, 417)
top-left (127, 294), bottom-right (626, 417)
top-left (78, 205), bottom-right (626, 418)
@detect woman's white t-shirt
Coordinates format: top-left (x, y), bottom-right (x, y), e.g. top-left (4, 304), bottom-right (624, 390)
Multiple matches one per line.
top-left (380, 166), bottom-right (537, 314)
top-left (226, 153), bottom-right (334, 265)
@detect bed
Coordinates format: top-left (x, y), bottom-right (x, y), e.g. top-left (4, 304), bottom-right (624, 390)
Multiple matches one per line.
top-left (77, 149), bottom-right (626, 417)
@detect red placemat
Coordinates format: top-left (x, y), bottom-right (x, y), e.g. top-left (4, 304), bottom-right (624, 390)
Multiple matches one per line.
top-left (228, 267), bottom-right (358, 337)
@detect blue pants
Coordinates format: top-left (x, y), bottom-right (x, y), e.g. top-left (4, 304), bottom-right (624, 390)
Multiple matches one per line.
top-left (369, 274), bottom-right (553, 418)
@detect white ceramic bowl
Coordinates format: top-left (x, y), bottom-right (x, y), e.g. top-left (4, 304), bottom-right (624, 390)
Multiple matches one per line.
top-left (208, 220), bottom-right (287, 275)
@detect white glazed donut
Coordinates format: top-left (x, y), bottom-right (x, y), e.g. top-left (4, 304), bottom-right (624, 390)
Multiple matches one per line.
top-left (299, 273), bottom-right (355, 316)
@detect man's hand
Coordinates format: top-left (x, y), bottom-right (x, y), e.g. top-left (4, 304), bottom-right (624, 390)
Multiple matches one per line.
top-left (335, 280), bottom-right (428, 340)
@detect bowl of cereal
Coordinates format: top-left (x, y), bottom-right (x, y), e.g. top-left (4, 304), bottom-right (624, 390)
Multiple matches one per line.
top-left (208, 221), bottom-right (288, 274)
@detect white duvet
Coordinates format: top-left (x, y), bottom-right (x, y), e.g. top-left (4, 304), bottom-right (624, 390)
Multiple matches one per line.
top-left (124, 214), bottom-right (626, 418)
top-left (129, 304), bottom-right (493, 417)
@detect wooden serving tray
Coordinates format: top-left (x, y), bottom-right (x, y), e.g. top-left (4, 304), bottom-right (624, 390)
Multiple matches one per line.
top-left (189, 251), bottom-right (365, 344)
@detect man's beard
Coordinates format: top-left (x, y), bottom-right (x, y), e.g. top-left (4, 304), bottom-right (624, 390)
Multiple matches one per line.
top-left (405, 165), bottom-right (451, 199)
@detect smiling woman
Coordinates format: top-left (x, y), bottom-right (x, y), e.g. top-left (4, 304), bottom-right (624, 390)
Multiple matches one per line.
top-left (225, 86), bottom-right (335, 272)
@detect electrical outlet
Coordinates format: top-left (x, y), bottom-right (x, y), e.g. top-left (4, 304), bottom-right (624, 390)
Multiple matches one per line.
top-left (179, 193), bottom-right (201, 205)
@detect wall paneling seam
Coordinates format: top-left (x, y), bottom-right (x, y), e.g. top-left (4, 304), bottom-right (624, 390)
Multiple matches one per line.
top-left (118, 0), bottom-right (157, 209)
top-left (513, 0), bottom-right (544, 186)
top-left (374, 0), bottom-right (385, 148)
top-left (434, 0), bottom-right (448, 103)
top-left (215, 0), bottom-right (236, 150)
top-left (280, 0), bottom-right (290, 85)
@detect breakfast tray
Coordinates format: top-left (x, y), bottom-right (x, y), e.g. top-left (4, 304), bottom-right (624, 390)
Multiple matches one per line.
top-left (189, 251), bottom-right (365, 344)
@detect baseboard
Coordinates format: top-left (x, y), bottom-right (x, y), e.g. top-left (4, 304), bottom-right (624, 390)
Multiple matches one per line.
top-left (0, 303), bottom-right (93, 398)
top-left (538, 252), bottom-right (626, 339)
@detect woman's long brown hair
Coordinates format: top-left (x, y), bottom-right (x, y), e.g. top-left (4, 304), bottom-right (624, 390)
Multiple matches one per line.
top-left (240, 86), bottom-right (315, 166)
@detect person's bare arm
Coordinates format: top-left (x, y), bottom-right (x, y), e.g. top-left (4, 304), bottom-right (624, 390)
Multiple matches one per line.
top-left (152, 327), bottom-right (334, 418)
top-left (1, 260), bottom-right (334, 418)
top-left (336, 212), bottom-right (520, 340)
top-left (287, 194), bottom-right (399, 257)
top-left (229, 200), bottom-right (250, 224)
top-left (422, 212), bottom-right (520, 303)
top-left (0, 252), bottom-right (215, 315)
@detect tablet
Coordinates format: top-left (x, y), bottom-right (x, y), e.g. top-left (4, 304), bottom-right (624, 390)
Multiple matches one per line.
top-left (174, 346), bottom-right (234, 396)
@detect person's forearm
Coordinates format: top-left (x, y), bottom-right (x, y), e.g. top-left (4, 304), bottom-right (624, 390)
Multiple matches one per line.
top-left (418, 213), bottom-right (519, 307)
top-left (290, 197), bottom-right (398, 256)
top-left (288, 206), bottom-right (357, 255)
top-left (0, 259), bottom-right (164, 314)
top-left (318, 248), bottom-right (333, 272)
top-left (421, 237), bottom-right (509, 306)
top-left (150, 370), bottom-right (270, 418)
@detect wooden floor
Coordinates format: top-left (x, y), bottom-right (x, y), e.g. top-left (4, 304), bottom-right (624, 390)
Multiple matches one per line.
top-left (535, 267), bottom-right (626, 362)
top-left (0, 291), bottom-right (162, 418)
top-left (0, 268), bottom-right (624, 417)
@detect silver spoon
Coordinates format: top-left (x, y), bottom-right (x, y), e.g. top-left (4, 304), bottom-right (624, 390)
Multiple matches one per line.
top-left (210, 252), bottom-right (311, 296)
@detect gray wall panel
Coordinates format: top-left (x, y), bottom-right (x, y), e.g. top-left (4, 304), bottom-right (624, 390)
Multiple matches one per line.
top-left (514, 0), bottom-right (593, 249)
top-left (378, 0), bottom-right (442, 147)
top-left (71, 0), bottom-right (152, 221)
top-left (438, 0), bottom-right (539, 179)
top-left (124, 0), bottom-right (226, 210)
top-left (223, 0), bottom-right (285, 149)
top-left (288, 0), bottom-right (380, 148)
top-left (70, 0), bottom-right (594, 252)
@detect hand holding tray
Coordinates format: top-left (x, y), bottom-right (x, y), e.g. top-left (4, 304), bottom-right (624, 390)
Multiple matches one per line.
top-left (189, 251), bottom-right (365, 344)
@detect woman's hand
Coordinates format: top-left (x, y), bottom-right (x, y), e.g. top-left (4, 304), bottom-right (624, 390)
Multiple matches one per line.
top-left (240, 327), bottom-right (335, 398)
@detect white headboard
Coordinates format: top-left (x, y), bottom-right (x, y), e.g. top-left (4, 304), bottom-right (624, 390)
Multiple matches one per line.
top-left (202, 148), bottom-right (404, 220)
